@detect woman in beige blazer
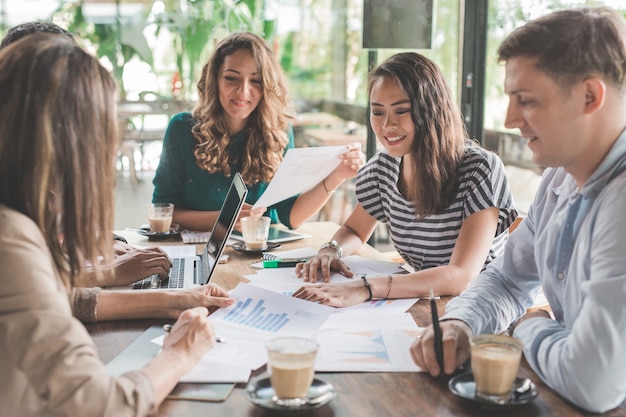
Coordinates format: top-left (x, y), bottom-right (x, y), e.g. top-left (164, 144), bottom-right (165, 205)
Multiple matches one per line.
top-left (0, 34), bottom-right (223, 416)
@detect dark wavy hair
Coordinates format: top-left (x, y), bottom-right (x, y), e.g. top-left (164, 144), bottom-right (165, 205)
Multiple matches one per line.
top-left (0, 34), bottom-right (118, 285)
top-left (192, 32), bottom-right (293, 185)
top-left (368, 52), bottom-right (467, 217)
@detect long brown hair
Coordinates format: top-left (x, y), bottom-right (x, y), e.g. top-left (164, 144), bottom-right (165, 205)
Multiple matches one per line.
top-left (368, 52), bottom-right (467, 217)
top-left (192, 32), bottom-right (293, 185)
top-left (0, 34), bottom-right (118, 286)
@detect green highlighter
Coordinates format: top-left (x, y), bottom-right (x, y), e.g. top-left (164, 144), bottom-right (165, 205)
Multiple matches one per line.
top-left (262, 260), bottom-right (306, 268)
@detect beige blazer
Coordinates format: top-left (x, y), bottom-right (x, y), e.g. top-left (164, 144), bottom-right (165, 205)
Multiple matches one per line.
top-left (0, 205), bottom-right (156, 417)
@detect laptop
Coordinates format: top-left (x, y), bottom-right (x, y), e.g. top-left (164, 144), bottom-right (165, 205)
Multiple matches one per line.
top-left (128, 172), bottom-right (248, 290)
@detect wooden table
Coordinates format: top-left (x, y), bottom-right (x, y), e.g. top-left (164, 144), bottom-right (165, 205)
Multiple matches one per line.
top-left (91, 222), bottom-right (626, 417)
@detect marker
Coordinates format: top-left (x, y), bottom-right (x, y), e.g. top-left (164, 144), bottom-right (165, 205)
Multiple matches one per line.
top-left (162, 324), bottom-right (226, 343)
top-left (430, 288), bottom-right (444, 376)
top-left (262, 259), bottom-right (307, 268)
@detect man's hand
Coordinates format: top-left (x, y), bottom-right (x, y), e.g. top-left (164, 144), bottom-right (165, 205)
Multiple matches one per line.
top-left (410, 319), bottom-right (472, 376)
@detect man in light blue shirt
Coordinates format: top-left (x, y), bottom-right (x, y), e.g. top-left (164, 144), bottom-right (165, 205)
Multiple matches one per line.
top-left (410, 7), bottom-right (626, 413)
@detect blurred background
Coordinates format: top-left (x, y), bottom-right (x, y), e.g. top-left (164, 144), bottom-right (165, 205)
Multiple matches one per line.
top-left (1, 0), bottom-right (622, 251)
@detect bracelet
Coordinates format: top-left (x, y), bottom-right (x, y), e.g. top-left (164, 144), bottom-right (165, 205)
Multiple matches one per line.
top-left (385, 275), bottom-right (393, 299)
top-left (322, 178), bottom-right (335, 195)
top-left (361, 275), bottom-right (373, 301)
top-left (320, 239), bottom-right (343, 258)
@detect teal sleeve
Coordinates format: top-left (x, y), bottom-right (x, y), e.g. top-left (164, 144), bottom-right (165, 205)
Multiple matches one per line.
top-left (152, 112), bottom-right (193, 207)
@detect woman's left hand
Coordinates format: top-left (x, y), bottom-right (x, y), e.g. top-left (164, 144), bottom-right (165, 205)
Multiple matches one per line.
top-left (167, 284), bottom-right (235, 318)
top-left (333, 142), bottom-right (365, 182)
top-left (292, 279), bottom-right (370, 308)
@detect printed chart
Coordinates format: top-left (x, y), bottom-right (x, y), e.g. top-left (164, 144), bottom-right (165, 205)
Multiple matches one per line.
top-left (314, 327), bottom-right (423, 372)
top-left (221, 298), bottom-right (290, 332)
top-left (210, 283), bottom-right (333, 338)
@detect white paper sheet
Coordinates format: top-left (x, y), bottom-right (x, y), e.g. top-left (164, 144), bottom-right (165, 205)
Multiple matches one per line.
top-left (246, 254), bottom-right (405, 295)
top-left (151, 334), bottom-right (255, 383)
top-left (314, 327), bottom-right (424, 372)
top-left (159, 245), bottom-right (196, 258)
top-left (149, 277), bottom-right (422, 380)
top-left (252, 146), bottom-right (346, 209)
top-left (334, 298), bottom-right (419, 315)
top-left (210, 283), bottom-right (334, 338)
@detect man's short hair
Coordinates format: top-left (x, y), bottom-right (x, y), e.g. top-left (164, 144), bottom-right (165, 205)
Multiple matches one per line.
top-left (497, 7), bottom-right (626, 90)
top-left (0, 21), bottom-right (74, 50)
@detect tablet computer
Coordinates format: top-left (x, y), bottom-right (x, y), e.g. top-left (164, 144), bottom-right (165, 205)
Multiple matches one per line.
top-left (230, 227), bottom-right (311, 243)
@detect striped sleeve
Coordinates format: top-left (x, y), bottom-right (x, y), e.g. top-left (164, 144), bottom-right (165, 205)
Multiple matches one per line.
top-left (355, 152), bottom-right (400, 224)
top-left (461, 146), bottom-right (518, 235)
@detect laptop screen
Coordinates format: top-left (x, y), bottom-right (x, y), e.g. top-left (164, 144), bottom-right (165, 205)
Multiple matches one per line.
top-left (201, 172), bottom-right (248, 284)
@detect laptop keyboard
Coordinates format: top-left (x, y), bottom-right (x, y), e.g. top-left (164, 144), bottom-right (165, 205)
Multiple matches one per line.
top-left (131, 258), bottom-right (185, 289)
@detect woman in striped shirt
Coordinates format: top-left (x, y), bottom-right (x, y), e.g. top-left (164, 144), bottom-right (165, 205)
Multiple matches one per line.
top-left (293, 52), bottom-right (518, 307)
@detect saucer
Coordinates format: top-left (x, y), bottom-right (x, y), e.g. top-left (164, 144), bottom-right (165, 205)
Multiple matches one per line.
top-left (232, 241), bottom-right (281, 255)
top-left (448, 372), bottom-right (538, 409)
top-left (245, 377), bottom-right (335, 411)
top-left (137, 224), bottom-right (181, 241)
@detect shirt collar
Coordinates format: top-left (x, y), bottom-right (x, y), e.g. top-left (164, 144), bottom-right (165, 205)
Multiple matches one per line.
top-left (581, 127), bottom-right (626, 199)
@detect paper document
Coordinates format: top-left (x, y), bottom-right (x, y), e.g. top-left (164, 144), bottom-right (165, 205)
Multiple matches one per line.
top-left (107, 325), bottom-right (252, 384)
top-left (210, 283), bottom-right (334, 338)
top-left (246, 254), bottom-right (405, 295)
top-left (253, 146), bottom-right (346, 209)
top-left (159, 245), bottom-right (196, 258)
top-left (151, 331), bottom-right (264, 382)
top-left (314, 326), bottom-right (424, 372)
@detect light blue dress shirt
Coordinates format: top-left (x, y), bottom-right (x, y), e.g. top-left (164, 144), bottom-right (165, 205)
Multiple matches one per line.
top-left (443, 129), bottom-right (626, 413)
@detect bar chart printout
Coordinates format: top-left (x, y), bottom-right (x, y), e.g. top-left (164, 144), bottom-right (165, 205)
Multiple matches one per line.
top-left (211, 283), bottom-right (334, 337)
top-left (222, 298), bottom-right (290, 332)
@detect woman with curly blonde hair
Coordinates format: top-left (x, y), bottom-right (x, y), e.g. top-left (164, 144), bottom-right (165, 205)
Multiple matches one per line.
top-left (153, 32), bottom-right (364, 231)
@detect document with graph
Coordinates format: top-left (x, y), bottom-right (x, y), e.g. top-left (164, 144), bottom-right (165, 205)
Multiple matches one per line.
top-left (314, 325), bottom-right (424, 373)
top-left (210, 282), bottom-right (334, 338)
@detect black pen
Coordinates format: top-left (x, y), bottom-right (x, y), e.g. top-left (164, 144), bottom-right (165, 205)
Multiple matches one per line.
top-left (162, 324), bottom-right (226, 343)
top-left (430, 288), bottom-right (444, 375)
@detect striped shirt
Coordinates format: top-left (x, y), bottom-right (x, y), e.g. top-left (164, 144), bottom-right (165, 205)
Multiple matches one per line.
top-left (356, 143), bottom-right (518, 272)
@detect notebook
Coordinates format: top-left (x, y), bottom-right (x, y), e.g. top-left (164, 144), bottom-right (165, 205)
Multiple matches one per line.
top-left (125, 173), bottom-right (248, 290)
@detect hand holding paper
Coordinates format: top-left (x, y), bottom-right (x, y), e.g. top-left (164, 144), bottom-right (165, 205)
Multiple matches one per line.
top-left (252, 146), bottom-right (346, 209)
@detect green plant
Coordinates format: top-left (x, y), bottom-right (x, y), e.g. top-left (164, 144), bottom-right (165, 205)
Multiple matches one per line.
top-left (50, 0), bottom-right (276, 100)
top-left (151, 0), bottom-right (277, 98)
top-left (53, 0), bottom-right (153, 100)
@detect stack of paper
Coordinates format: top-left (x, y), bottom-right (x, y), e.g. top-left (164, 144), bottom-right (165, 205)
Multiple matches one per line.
top-left (243, 253), bottom-right (425, 372)
top-left (180, 230), bottom-right (211, 244)
top-left (151, 283), bottom-right (335, 382)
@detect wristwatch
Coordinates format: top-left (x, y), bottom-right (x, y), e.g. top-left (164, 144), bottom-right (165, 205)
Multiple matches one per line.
top-left (320, 239), bottom-right (343, 258)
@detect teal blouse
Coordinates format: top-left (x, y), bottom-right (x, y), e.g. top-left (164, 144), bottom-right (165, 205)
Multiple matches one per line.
top-left (152, 112), bottom-right (297, 228)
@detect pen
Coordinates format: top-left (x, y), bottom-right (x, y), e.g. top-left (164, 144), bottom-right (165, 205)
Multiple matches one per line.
top-left (262, 259), bottom-right (306, 268)
top-left (162, 324), bottom-right (226, 343)
top-left (430, 288), bottom-right (444, 376)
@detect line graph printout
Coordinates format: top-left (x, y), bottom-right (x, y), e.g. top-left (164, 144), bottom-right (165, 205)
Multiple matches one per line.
top-left (211, 283), bottom-right (334, 338)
